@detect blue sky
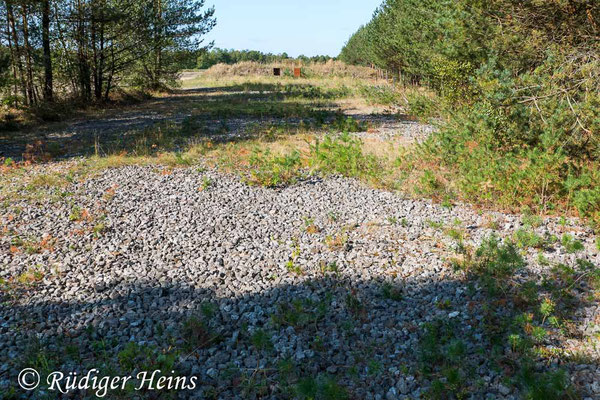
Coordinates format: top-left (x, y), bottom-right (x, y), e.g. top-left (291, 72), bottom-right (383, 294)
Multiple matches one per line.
top-left (203, 0), bottom-right (382, 57)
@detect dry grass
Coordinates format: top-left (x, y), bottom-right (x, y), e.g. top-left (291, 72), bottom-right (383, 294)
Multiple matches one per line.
top-left (198, 60), bottom-right (377, 79)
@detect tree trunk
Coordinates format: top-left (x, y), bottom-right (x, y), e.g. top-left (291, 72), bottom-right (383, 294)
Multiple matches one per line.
top-left (153, 0), bottom-right (162, 89)
top-left (76, 0), bottom-right (91, 100)
top-left (5, 4), bottom-right (19, 106)
top-left (5, 0), bottom-right (28, 105)
top-left (53, 0), bottom-right (77, 93)
top-left (90, 0), bottom-right (106, 101)
top-left (91, 5), bottom-right (100, 100)
top-left (42, 0), bottom-right (53, 101)
top-left (103, 45), bottom-right (115, 100)
top-left (20, 2), bottom-right (37, 104)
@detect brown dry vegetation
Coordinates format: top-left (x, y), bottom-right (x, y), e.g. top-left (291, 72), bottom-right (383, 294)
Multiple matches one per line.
top-left (197, 60), bottom-right (378, 79)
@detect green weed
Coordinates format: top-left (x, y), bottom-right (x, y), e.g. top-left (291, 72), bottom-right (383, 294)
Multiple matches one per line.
top-left (561, 234), bottom-right (584, 253)
top-left (359, 85), bottom-right (402, 105)
top-left (309, 133), bottom-right (380, 180)
top-left (453, 235), bottom-right (525, 294)
top-left (69, 206), bottom-right (83, 221)
top-left (345, 291), bottom-right (365, 318)
top-left (250, 329), bottom-right (273, 352)
top-left (181, 315), bottom-right (219, 351)
top-left (381, 282), bottom-right (403, 301)
top-left (247, 149), bottom-right (302, 188)
top-left (517, 364), bottom-right (574, 400)
top-left (330, 115), bottom-right (368, 133)
top-left (523, 214), bottom-right (543, 228)
top-left (513, 228), bottom-right (545, 249)
top-left (295, 375), bottom-right (348, 400)
top-left (272, 297), bottom-right (328, 330)
top-left (286, 260), bottom-right (303, 275)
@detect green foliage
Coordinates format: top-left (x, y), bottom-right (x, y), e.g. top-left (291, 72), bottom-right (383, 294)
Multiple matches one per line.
top-left (0, 47), bottom-right (11, 98)
top-left (181, 315), bottom-right (218, 351)
top-left (247, 149), bottom-right (302, 188)
top-left (295, 375), bottom-right (348, 400)
top-left (342, 0), bottom-right (600, 221)
top-left (330, 115), bottom-right (368, 133)
top-left (2, 0), bottom-right (216, 105)
top-left (309, 133), bottom-right (380, 180)
top-left (69, 206), bottom-right (83, 222)
top-left (198, 48), bottom-right (333, 69)
top-left (453, 235), bottom-right (525, 295)
top-left (359, 85), bottom-right (402, 105)
top-left (250, 329), bottom-right (273, 352)
top-left (517, 365), bottom-right (574, 400)
top-left (522, 214), bottom-right (543, 229)
top-left (381, 282), bottom-right (403, 301)
top-left (117, 342), bottom-right (176, 372)
top-left (418, 320), bottom-right (470, 398)
top-left (474, 236), bottom-right (525, 279)
top-left (345, 292), bottom-right (365, 318)
top-left (272, 298), bottom-right (328, 330)
top-left (406, 93), bottom-right (438, 119)
top-left (561, 234), bottom-right (584, 254)
top-left (339, 25), bottom-right (374, 66)
top-left (513, 229), bottom-right (544, 249)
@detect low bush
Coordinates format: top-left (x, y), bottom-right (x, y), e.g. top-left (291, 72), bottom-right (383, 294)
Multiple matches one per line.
top-left (359, 85), bottom-right (402, 105)
top-left (309, 133), bottom-right (380, 180)
top-left (247, 149), bottom-right (302, 188)
top-left (453, 235), bottom-right (525, 294)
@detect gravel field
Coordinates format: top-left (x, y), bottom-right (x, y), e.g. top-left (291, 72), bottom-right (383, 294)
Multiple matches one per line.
top-left (1, 164), bottom-right (599, 399)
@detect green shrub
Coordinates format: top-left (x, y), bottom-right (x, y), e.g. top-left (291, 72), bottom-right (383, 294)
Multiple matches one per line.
top-left (250, 329), bottom-right (273, 352)
top-left (406, 93), bottom-right (438, 119)
top-left (381, 282), bottom-right (403, 301)
top-left (561, 234), bottom-right (584, 254)
top-left (181, 316), bottom-right (218, 351)
top-left (247, 149), bottom-right (302, 187)
top-left (330, 115), bottom-right (368, 133)
top-left (309, 133), bottom-right (380, 180)
top-left (476, 236), bottom-right (525, 277)
top-left (454, 235), bottom-right (525, 294)
top-left (517, 365), bottom-right (574, 400)
top-left (271, 298), bottom-right (328, 330)
top-left (573, 187), bottom-right (600, 219)
top-left (295, 375), bottom-right (348, 400)
top-left (342, 0), bottom-right (600, 223)
top-left (513, 228), bottom-right (544, 249)
top-left (359, 85), bottom-right (402, 105)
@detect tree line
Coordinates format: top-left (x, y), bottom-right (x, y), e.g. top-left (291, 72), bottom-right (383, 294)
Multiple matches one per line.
top-left (0, 0), bottom-right (215, 106)
top-left (340, 0), bottom-right (600, 160)
top-left (197, 48), bottom-right (334, 69)
top-left (342, 1), bottom-right (598, 91)
top-left (341, 0), bottom-right (600, 222)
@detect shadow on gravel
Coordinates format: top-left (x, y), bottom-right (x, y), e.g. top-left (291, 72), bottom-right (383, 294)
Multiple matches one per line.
top-left (2, 270), bottom-right (597, 399)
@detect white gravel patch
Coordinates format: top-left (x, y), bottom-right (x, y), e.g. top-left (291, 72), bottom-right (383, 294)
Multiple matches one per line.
top-left (1, 166), bottom-right (599, 398)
